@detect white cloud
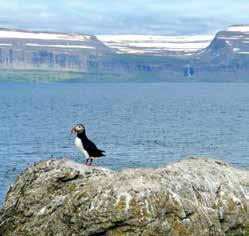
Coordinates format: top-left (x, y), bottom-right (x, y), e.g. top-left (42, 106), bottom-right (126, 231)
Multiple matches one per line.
top-left (0, 1), bottom-right (247, 35)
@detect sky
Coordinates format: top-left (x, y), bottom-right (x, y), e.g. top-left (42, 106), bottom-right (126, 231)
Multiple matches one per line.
top-left (1, 0), bottom-right (249, 35)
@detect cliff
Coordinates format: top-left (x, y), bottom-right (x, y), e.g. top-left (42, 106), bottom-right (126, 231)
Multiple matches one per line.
top-left (190, 25), bottom-right (249, 81)
top-left (2, 26), bottom-right (249, 81)
top-left (1, 158), bottom-right (249, 235)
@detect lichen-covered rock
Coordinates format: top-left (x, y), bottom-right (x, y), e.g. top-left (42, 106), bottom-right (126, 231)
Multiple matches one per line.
top-left (1, 158), bottom-right (249, 236)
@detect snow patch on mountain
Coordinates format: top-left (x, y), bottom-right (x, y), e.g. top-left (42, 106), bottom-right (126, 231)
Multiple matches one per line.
top-left (97, 35), bottom-right (214, 56)
top-left (227, 25), bottom-right (249, 32)
top-left (0, 30), bottom-right (91, 41)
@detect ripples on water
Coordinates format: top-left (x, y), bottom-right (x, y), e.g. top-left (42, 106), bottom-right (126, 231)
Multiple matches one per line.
top-left (1, 81), bottom-right (249, 203)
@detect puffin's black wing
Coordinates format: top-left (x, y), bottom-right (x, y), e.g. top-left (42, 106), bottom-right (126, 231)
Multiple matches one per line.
top-left (83, 138), bottom-right (105, 157)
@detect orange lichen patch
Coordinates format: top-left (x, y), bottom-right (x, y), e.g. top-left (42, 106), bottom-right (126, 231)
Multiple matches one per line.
top-left (172, 221), bottom-right (190, 235)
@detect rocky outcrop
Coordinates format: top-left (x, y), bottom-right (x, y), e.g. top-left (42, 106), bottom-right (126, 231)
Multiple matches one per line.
top-left (1, 158), bottom-right (249, 236)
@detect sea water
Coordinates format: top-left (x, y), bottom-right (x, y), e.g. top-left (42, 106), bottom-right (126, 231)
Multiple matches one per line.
top-left (1, 81), bottom-right (249, 203)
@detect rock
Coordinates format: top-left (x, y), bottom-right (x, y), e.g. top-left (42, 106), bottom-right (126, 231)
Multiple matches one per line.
top-left (1, 158), bottom-right (249, 236)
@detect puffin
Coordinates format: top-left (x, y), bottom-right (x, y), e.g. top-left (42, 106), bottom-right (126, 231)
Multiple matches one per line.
top-left (71, 123), bottom-right (105, 166)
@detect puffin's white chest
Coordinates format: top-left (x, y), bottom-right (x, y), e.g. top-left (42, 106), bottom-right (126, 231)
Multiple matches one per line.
top-left (75, 137), bottom-right (90, 159)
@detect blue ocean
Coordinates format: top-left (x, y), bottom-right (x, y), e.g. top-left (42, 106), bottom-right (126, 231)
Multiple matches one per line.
top-left (1, 81), bottom-right (249, 204)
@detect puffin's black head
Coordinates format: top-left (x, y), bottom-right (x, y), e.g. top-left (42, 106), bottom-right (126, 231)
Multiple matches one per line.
top-left (71, 123), bottom-right (85, 134)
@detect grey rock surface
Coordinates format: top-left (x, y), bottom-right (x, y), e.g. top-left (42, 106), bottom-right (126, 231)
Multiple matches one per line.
top-left (1, 158), bottom-right (249, 235)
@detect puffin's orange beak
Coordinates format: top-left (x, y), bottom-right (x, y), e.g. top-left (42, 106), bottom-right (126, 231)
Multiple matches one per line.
top-left (71, 127), bottom-right (76, 133)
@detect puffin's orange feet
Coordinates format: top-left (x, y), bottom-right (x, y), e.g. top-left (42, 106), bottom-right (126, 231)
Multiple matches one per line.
top-left (84, 159), bottom-right (89, 165)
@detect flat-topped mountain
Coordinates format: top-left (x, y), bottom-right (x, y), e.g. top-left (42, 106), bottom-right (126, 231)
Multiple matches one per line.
top-left (0, 29), bottom-right (112, 77)
top-left (0, 29), bottom-right (110, 51)
top-left (0, 26), bottom-right (249, 81)
top-left (187, 25), bottom-right (249, 81)
top-left (199, 25), bottom-right (249, 60)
